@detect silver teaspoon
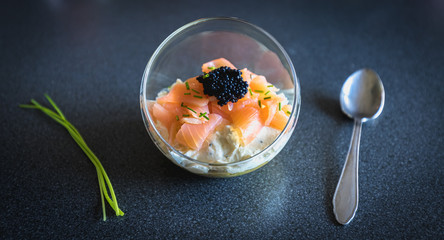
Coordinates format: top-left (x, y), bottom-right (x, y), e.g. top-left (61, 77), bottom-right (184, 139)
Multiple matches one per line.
top-left (333, 69), bottom-right (385, 225)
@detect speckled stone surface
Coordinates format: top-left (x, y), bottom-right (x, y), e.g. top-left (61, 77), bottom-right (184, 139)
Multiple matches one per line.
top-left (1, 0), bottom-right (443, 239)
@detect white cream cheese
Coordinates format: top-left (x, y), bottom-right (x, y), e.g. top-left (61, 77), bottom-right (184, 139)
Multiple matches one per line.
top-left (183, 125), bottom-right (280, 164)
top-left (152, 117), bottom-right (281, 165)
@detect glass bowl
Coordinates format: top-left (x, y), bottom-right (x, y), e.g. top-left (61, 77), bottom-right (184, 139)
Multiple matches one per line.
top-left (140, 17), bottom-right (301, 177)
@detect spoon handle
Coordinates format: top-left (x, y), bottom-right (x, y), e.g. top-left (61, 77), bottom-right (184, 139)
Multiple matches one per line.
top-left (333, 119), bottom-right (362, 224)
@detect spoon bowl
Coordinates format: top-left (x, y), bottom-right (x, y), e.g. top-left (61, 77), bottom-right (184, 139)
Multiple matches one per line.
top-left (333, 68), bottom-right (385, 225)
top-left (340, 69), bottom-right (385, 121)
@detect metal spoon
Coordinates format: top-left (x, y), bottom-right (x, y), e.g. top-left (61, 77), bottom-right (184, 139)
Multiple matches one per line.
top-left (333, 68), bottom-right (385, 225)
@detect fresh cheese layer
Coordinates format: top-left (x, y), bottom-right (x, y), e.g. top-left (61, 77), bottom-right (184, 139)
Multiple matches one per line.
top-left (153, 115), bottom-right (280, 164)
top-left (183, 125), bottom-right (280, 164)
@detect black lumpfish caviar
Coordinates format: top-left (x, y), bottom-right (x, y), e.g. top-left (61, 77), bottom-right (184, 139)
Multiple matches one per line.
top-left (197, 66), bottom-right (249, 106)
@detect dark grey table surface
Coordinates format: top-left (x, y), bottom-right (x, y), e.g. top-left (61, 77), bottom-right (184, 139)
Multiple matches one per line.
top-left (1, 0), bottom-right (443, 239)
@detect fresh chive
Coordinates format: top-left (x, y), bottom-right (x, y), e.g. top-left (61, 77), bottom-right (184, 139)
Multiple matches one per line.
top-left (267, 84), bottom-right (274, 88)
top-left (203, 73), bottom-right (209, 79)
top-left (176, 115), bottom-right (179, 121)
top-left (254, 90), bottom-right (264, 93)
top-left (279, 102), bottom-right (282, 111)
top-left (185, 82), bottom-right (190, 90)
top-left (249, 88), bottom-right (253, 96)
top-left (182, 114), bottom-right (190, 117)
top-left (264, 96), bottom-right (271, 100)
top-left (182, 103), bottom-right (197, 114)
top-left (258, 100), bottom-right (262, 108)
top-left (199, 112), bottom-right (210, 120)
top-left (193, 95), bottom-right (203, 99)
top-left (286, 110), bottom-right (291, 115)
top-left (208, 66), bottom-right (215, 70)
top-left (186, 106), bottom-right (197, 114)
top-left (191, 89), bottom-right (200, 94)
top-left (20, 95), bottom-right (124, 221)
top-left (28, 99), bottom-right (123, 220)
top-left (265, 91), bottom-right (270, 95)
top-left (184, 92), bottom-right (191, 95)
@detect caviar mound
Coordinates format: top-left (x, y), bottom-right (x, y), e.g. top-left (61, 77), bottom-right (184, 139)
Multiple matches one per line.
top-left (197, 66), bottom-right (249, 106)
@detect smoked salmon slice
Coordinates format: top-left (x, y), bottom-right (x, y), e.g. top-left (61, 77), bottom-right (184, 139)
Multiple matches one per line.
top-left (209, 101), bottom-right (231, 120)
top-left (202, 58), bottom-right (236, 72)
top-left (231, 107), bottom-right (263, 145)
top-left (269, 105), bottom-right (291, 131)
top-left (176, 114), bottom-right (224, 150)
top-left (152, 103), bottom-right (174, 128)
top-left (249, 75), bottom-right (269, 93)
top-left (157, 77), bottom-right (209, 107)
top-left (259, 100), bottom-right (278, 126)
top-left (162, 102), bottom-right (209, 119)
top-left (151, 103), bottom-right (180, 144)
top-left (209, 97), bottom-right (259, 121)
top-left (258, 94), bottom-right (285, 126)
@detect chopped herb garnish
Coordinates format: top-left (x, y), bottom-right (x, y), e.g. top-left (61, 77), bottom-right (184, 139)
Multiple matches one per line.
top-left (267, 84), bottom-right (274, 88)
top-left (203, 73), bottom-right (209, 79)
top-left (182, 114), bottom-right (190, 117)
top-left (185, 82), bottom-right (190, 90)
top-left (199, 112), bottom-right (209, 120)
top-left (191, 89), bottom-right (200, 94)
top-left (264, 96), bottom-right (271, 100)
top-left (265, 91), bottom-right (270, 95)
top-left (181, 103), bottom-right (197, 114)
top-left (279, 102), bottom-right (282, 111)
top-left (258, 100), bottom-right (262, 108)
top-left (208, 66), bottom-right (215, 70)
top-left (186, 106), bottom-right (196, 114)
top-left (286, 110), bottom-right (291, 115)
top-left (193, 95), bottom-right (203, 99)
top-left (184, 92), bottom-right (191, 95)
top-left (19, 94), bottom-right (124, 221)
top-left (254, 90), bottom-right (264, 93)
top-left (176, 115), bottom-right (179, 121)
top-left (249, 88), bottom-right (253, 96)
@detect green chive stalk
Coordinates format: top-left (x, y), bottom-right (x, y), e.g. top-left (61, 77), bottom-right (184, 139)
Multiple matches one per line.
top-left (20, 94), bottom-right (124, 221)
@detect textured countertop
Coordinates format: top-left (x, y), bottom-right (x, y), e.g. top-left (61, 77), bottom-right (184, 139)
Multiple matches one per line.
top-left (1, 0), bottom-right (443, 239)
